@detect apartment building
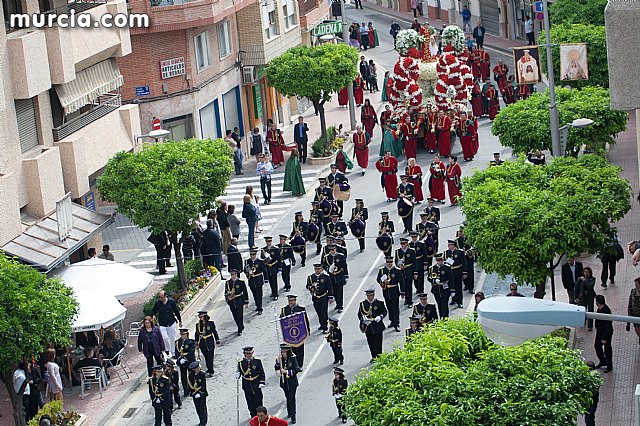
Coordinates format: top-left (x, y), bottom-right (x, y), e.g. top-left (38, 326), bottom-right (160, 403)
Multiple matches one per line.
top-left (0, 0), bottom-right (140, 271)
top-left (298, 0), bottom-right (331, 46)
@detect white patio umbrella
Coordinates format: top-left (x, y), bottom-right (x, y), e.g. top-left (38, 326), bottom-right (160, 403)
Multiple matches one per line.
top-left (56, 257), bottom-right (153, 299)
top-left (72, 290), bottom-right (127, 332)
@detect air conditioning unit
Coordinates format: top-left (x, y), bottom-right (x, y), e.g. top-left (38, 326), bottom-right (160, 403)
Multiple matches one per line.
top-left (242, 66), bottom-right (258, 85)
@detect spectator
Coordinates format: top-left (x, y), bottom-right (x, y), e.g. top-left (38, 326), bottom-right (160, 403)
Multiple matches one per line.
top-left (73, 347), bottom-right (103, 389)
top-left (227, 237), bottom-right (243, 273)
top-left (293, 116), bottom-right (309, 164)
top-left (227, 130), bottom-right (244, 175)
top-left (228, 205), bottom-right (241, 239)
top-left (217, 201), bottom-right (231, 255)
top-left (575, 266), bottom-right (596, 330)
top-left (242, 194), bottom-right (258, 248)
top-left (599, 235), bottom-right (622, 287)
top-left (98, 244), bottom-right (114, 261)
top-left (39, 414), bottom-right (52, 426)
top-left (473, 21), bottom-right (485, 48)
top-left (151, 291), bottom-right (182, 359)
top-left (465, 34), bottom-right (474, 51)
top-left (180, 231), bottom-right (196, 261)
top-left (462, 5), bottom-right (472, 33)
top-left (192, 221), bottom-right (204, 261)
top-left (27, 362), bottom-right (44, 420)
top-left (594, 295), bottom-right (613, 372)
top-left (506, 283), bottom-right (525, 297)
top-left (203, 219), bottom-right (223, 269)
top-left (525, 15), bottom-right (535, 45)
top-left (411, 0), bottom-right (418, 18)
top-left (87, 247), bottom-right (97, 258)
top-left (473, 291), bottom-right (485, 312)
top-left (390, 20), bottom-right (401, 46)
top-left (13, 361), bottom-right (30, 422)
top-left (44, 349), bottom-right (63, 402)
top-left (368, 60), bottom-right (378, 92)
top-left (137, 316), bottom-right (165, 377)
top-left (410, 19), bottom-right (421, 31)
top-left (75, 330), bottom-right (98, 349)
top-left (584, 361), bottom-right (599, 426)
top-left (100, 331), bottom-right (125, 376)
top-left (627, 277), bottom-right (640, 345)
top-left (628, 240), bottom-right (640, 266)
top-left (246, 185), bottom-right (263, 233)
top-left (250, 127), bottom-right (265, 162)
top-left (149, 231), bottom-right (171, 275)
top-left (232, 126), bottom-right (244, 171)
top-left (256, 154), bottom-right (274, 205)
top-left (561, 256), bottom-right (583, 304)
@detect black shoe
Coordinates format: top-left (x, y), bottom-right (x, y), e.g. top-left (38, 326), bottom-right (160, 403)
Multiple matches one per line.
top-left (601, 283), bottom-right (607, 288)
top-left (342, 419), bottom-right (347, 424)
top-left (333, 360), bottom-right (339, 365)
top-left (360, 249), bottom-right (364, 253)
top-left (339, 360), bottom-right (343, 365)
top-left (177, 405), bottom-right (182, 409)
top-left (337, 308), bottom-right (343, 313)
top-left (457, 304), bottom-right (463, 309)
top-left (394, 326), bottom-right (401, 332)
top-left (237, 331), bottom-right (242, 336)
top-left (322, 329), bottom-right (329, 334)
top-left (301, 262), bottom-right (305, 267)
top-left (291, 419), bottom-right (296, 424)
top-left (257, 310), bottom-right (263, 315)
top-left (207, 372), bottom-right (214, 377)
top-left (595, 362), bottom-right (604, 369)
top-left (449, 301), bottom-right (456, 306)
top-left (604, 367), bottom-right (612, 373)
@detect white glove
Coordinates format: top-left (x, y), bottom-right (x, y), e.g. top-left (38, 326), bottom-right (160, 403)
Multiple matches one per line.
top-left (155, 398), bottom-right (161, 404)
top-left (334, 394), bottom-right (343, 399)
top-left (380, 274), bottom-right (388, 282)
top-left (435, 278), bottom-right (440, 284)
top-left (179, 358), bottom-right (186, 365)
top-left (235, 372), bottom-right (240, 379)
top-left (259, 384), bottom-right (265, 389)
top-left (375, 316), bottom-right (382, 322)
top-left (194, 393), bottom-right (201, 399)
top-left (345, 276), bottom-right (349, 282)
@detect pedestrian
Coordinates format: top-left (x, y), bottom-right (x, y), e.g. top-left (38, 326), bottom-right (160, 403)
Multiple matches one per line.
top-left (473, 21), bottom-right (485, 48)
top-left (332, 367), bottom-right (348, 424)
top-left (227, 130), bottom-right (243, 176)
top-left (216, 201), bottom-right (231, 255)
top-left (280, 295), bottom-right (310, 366)
top-left (174, 328), bottom-right (196, 397)
top-left (180, 231), bottom-right (196, 261)
top-left (406, 158), bottom-right (424, 203)
top-left (594, 295), bottom-right (613, 372)
top-left (250, 127), bottom-right (265, 162)
top-left (409, 231), bottom-right (427, 292)
top-left (274, 344), bottom-right (301, 424)
top-left (26, 362), bottom-right (44, 420)
top-left (202, 219), bottom-right (222, 269)
top-left (164, 360), bottom-right (181, 410)
top-left (396, 237), bottom-right (417, 308)
top-left (411, 0), bottom-right (418, 17)
top-left (152, 291), bottom-right (182, 360)
top-left (485, 81), bottom-right (500, 120)
top-left (242, 194), bottom-right (257, 249)
top-left (13, 361), bottom-right (30, 423)
top-left (377, 211), bottom-right (395, 258)
top-left (599, 235), bottom-right (623, 287)
top-left (232, 126), bottom-right (244, 165)
top-left (377, 256), bottom-right (403, 332)
top-left (239, 347), bottom-right (266, 418)
top-left (376, 151), bottom-right (399, 202)
top-left (390, 20), bottom-right (401, 46)
top-left (575, 266), bottom-right (597, 330)
top-left (326, 317), bottom-right (344, 365)
top-left (428, 253), bottom-right (453, 318)
top-left (307, 263), bottom-right (334, 333)
top-left (473, 291), bottom-right (485, 312)
top-left (561, 256), bottom-right (583, 304)
top-left (244, 247), bottom-right (267, 314)
top-left (353, 0), bottom-right (362, 9)
top-left (138, 317), bottom-right (165, 377)
top-left (406, 315), bottom-right (422, 340)
top-left (249, 406), bottom-right (288, 426)
top-left (256, 154), bottom-right (273, 205)
top-left (444, 239), bottom-right (467, 308)
top-left (584, 361), bottom-right (599, 426)
top-left (352, 125), bottom-right (370, 176)
top-left (98, 244), bottom-right (115, 261)
top-left (435, 108), bottom-right (452, 156)
top-left (195, 311), bottom-right (220, 376)
top-left (359, 22), bottom-right (369, 51)
top-left (227, 205), bottom-right (241, 239)
top-left (367, 22), bottom-right (378, 48)
top-left (462, 5), bottom-right (472, 33)
top-left (283, 149), bottom-right (305, 196)
top-left (224, 269), bottom-right (249, 336)
top-left (149, 232), bottom-right (170, 274)
top-left (445, 155), bottom-right (462, 206)
top-left (626, 277), bottom-right (640, 345)
top-left (506, 283), bottom-right (525, 297)
top-left (266, 124), bottom-right (284, 167)
top-left (358, 289), bottom-right (388, 362)
top-left (187, 361), bottom-right (208, 425)
top-left (411, 19), bottom-right (421, 31)
top-left (278, 234), bottom-right (296, 291)
top-left (525, 15), bottom-right (535, 45)
top-left (149, 364), bottom-right (172, 426)
top-left (293, 116), bottom-right (309, 164)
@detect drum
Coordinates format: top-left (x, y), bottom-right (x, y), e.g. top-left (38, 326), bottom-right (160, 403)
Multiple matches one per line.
top-left (306, 222), bottom-right (320, 243)
top-left (397, 197), bottom-right (414, 218)
top-left (376, 234), bottom-right (393, 251)
top-left (291, 234), bottom-right (306, 254)
top-left (333, 182), bottom-right (351, 201)
top-left (349, 218), bottom-right (365, 238)
top-left (320, 199), bottom-right (332, 216)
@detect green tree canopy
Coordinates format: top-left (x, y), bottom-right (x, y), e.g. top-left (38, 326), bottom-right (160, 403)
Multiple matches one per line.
top-left (265, 44), bottom-right (359, 146)
top-left (538, 24), bottom-right (608, 88)
top-left (549, 0), bottom-right (606, 26)
top-left (98, 139), bottom-right (233, 287)
top-left (492, 87), bottom-right (627, 154)
top-left (343, 318), bottom-right (602, 425)
top-left (461, 155), bottom-right (631, 295)
top-left (0, 253), bottom-right (78, 426)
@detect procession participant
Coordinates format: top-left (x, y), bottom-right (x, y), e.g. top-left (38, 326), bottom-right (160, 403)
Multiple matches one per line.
top-left (503, 75), bottom-right (516, 104)
top-left (250, 406), bottom-right (288, 426)
top-left (266, 123), bottom-right (285, 167)
top-left (261, 236), bottom-right (281, 300)
top-left (164, 359), bottom-right (181, 410)
top-left (376, 256), bottom-right (403, 332)
top-left (379, 104), bottom-right (393, 128)
top-left (446, 155), bottom-right (463, 206)
top-left (349, 198), bottom-right (368, 253)
top-left (478, 47), bottom-right (491, 81)
top-left (456, 226), bottom-right (476, 293)
top-left (485, 81), bottom-right (500, 120)
top-left (380, 123), bottom-right (402, 158)
top-left (337, 86), bottom-right (348, 107)
top-left (415, 112), bottom-right (427, 150)
top-left (290, 212), bottom-right (308, 267)
top-left (322, 244), bottom-right (349, 313)
top-left (149, 364), bottom-right (172, 426)
top-left (174, 328), bottom-right (196, 397)
top-left (357, 289), bottom-right (388, 361)
top-left (327, 213), bottom-right (348, 239)
top-left (490, 152), bottom-right (504, 166)
top-left (280, 295), bottom-right (310, 367)
top-left (405, 158), bottom-right (424, 203)
top-left (354, 75), bottom-right (365, 107)
top-left (416, 211), bottom-right (440, 253)
top-left (395, 238), bottom-right (417, 308)
top-left (361, 99), bottom-right (378, 138)
top-left (278, 235), bottom-right (296, 292)
top-left (435, 108), bottom-right (452, 157)
top-left (406, 315), bottom-right (422, 340)
top-left (412, 293), bottom-right (439, 325)
top-left (428, 154), bottom-right (446, 204)
top-left (186, 361), bottom-right (208, 426)
top-left (224, 270), bottom-right (249, 336)
top-left (376, 151), bottom-right (399, 202)
top-left (333, 235), bottom-right (348, 257)
top-left (377, 211), bottom-right (395, 258)
top-left (397, 175), bottom-right (416, 233)
top-left (332, 368), bottom-right (348, 424)
top-left (353, 125), bottom-right (371, 176)
top-left (274, 344), bottom-right (302, 424)
top-left (400, 115), bottom-right (418, 161)
top-left (457, 111), bottom-right (476, 162)
top-left (471, 78), bottom-right (484, 118)
top-left (517, 82), bottom-right (531, 100)
top-left (194, 311), bottom-right (220, 377)
top-left (426, 105), bottom-right (438, 152)
top-left (321, 235), bottom-right (337, 258)
top-left (492, 59), bottom-right (509, 93)
top-left (309, 201), bottom-right (324, 255)
top-left (227, 238), bottom-right (243, 274)
top-left (244, 247), bottom-right (268, 315)
top-left (327, 164), bottom-right (348, 216)
top-left (314, 177), bottom-right (333, 203)
top-left (409, 231), bottom-right (427, 294)
top-left (238, 347), bottom-right (266, 418)
top-left (471, 113), bottom-right (480, 155)
top-left (445, 239), bottom-right (468, 309)
top-left (428, 253), bottom-right (454, 318)
top-left (470, 47), bottom-right (481, 79)
top-left (306, 264), bottom-right (334, 333)
top-left (423, 197), bottom-right (441, 224)
top-left (326, 317), bottom-right (344, 365)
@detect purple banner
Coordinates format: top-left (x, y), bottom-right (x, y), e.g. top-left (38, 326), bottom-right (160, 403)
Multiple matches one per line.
top-left (279, 311), bottom-right (309, 347)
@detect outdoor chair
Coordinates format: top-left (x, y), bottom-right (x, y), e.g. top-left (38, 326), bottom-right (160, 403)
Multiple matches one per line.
top-left (104, 347), bottom-right (129, 384)
top-left (79, 366), bottom-right (105, 399)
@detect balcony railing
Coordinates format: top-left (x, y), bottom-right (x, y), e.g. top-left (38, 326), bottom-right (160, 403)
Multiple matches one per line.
top-left (52, 94), bottom-right (121, 142)
top-left (150, 0), bottom-right (199, 7)
top-left (44, 0), bottom-right (108, 15)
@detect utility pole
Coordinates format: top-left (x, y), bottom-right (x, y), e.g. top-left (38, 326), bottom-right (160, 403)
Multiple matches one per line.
top-left (543, 0), bottom-right (561, 156)
top-left (338, 0), bottom-right (357, 130)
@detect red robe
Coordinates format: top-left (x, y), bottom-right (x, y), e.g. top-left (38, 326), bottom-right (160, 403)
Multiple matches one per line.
top-left (361, 105), bottom-right (377, 138)
top-left (380, 109), bottom-right (393, 128)
top-left (338, 87), bottom-right (348, 106)
top-left (353, 131), bottom-right (370, 169)
top-left (406, 164), bottom-right (424, 202)
top-left (368, 27), bottom-right (376, 47)
top-left (435, 115), bottom-right (452, 157)
top-left (400, 121), bottom-right (417, 160)
top-left (471, 83), bottom-right (484, 117)
top-left (375, 156), bottom-right (399, 199)
top-left (428, 160), bottom-right (446, 201)
top-left (267, 129), bottom-right (285, 165)
top-left (446, 162), bottom-right (462, 205)
top-left (457, 119), bottom-right (475, 160)
top-left (250, 416), bottom-right (288, 426)
top-left (492, 64), bottom-right (509, 93)
top-left (472, 55), bottom-right (481, 79)
top-left (425, 112), bottom-right (437, 151)
top-left (518, 84), bottom-right (531, 101)
top-left (354, 77), bottom-right (364, 106)
top-left (472, 116), bottom-right (479, 155)
top-left (503, 84), bottom-right (516, 104)
top-left (479, 51), bottom-right (491, 81)
top-left (486, 86), bottom-right (500, 120)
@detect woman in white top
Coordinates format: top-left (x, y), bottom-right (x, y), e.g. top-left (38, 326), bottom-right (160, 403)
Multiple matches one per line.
top-left (44, 349), bottom-right (63, 402)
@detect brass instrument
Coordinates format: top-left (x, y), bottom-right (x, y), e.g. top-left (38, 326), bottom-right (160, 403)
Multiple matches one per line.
top-left (225, 282), bottom-right (236, 302)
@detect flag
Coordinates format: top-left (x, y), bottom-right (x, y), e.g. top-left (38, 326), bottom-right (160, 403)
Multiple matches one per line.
top-left (279, 311), bottom-right (309, 347)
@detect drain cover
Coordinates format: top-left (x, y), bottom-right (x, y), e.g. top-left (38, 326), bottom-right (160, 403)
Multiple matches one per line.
top-left (123, 408), bottom-right (137, 418)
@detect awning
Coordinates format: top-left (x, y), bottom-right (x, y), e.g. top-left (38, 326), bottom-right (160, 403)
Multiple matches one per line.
top-left (55, 59), bottom-right (124, 115)
top-left (1, 204), bottom-right (114, 273)
top-left (72, 289), bottom-right (127, 332)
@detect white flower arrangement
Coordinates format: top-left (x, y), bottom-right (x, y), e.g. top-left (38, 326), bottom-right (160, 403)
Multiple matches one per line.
top-left (395, 29), bottom-right (424, 56)
top-left (440, 25), bottom-right (466, 55)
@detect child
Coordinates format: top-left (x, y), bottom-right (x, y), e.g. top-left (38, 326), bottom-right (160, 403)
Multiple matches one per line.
top-left (332, 367), bottom-right (348, 424)
top-left (326, 317), bottom-right (344, 365)
top-left (164, 359), bottom-right (182, 410)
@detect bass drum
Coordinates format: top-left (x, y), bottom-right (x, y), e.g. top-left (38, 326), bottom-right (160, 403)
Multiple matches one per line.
top-left (376, 233), bottom-right (393, 252)
top-left (333, 182), bottom-right (351, 201)
top-left (320, 198), bottom-right (332, 217)
top-left (306, 222), bottom-right (321, 243)
top-left (397, 197), bottom-right (413, 218)
top-left (290, 235), bottom-right (306, 254)
top-left (349, 218), bottom-right (365, 238)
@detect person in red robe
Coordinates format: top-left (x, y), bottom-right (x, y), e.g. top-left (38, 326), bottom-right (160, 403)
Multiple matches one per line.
top-left (485, 83), bottom-right (500, 120)
top-left (405, 158), bottom-right (424, 203)
top-left (338, 86), bottom-right (348, 107)
top-left (367, 22), bottom-right (377, 48)
top-left (446, 155), bottom-right (462, 206)
top-left (456, 111), bottom-right (475, 161)
top-left (360, 99), bottom-right (378, 138)
top-left (249, 407), bottom-right (288, 426)
top-left (503, 75), bottom-right (516, 105)
top-left (353, 125), bottom-right (370, 175)
top-left (375, 151), bottom-right (399, 201)
top-left (478, 48), bottom-right (491, 82)
top-left (492, 60), bottom-right (509, 93)
top-left (471, 49), bottom-right (481, 80)
top-left (380, 104), bottom-right (393, 129)
top-left (518, 83), bottom-right (531, 101)
top-left (471, 114), bottom-right (480, 155)
top-left (428, 154), bottom-right (446, 203)
top-left (354, 76), bottom-right (364, 107)
top-left (435, 109), bottom-right (452, 156)
top-left (425, 107), bottom-right (437, 152)
top-left (400, 116), bottom-right (417, 160)
top-left (266, 123), bottom-right (285, 166)
top-left (471, 79), bottom-right (484, 118)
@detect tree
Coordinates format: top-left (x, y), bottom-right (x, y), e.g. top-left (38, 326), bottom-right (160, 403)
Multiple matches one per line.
top-left (461, 155), bottom-right (631, 298)
top-left (0, 253), bottom-right (78, 426)
top-left (549, 0), bottom-right (606, 26)
top-left (538, 24), bottom-right (608, 88)
top-left (265, 44), bottom-right (359, 149)
top-left (97, 139), bottom-right (233, 288)
top-left (343, 318), bottom-right (602, 425)
top-left (491, 87), bottom-right (628, 154)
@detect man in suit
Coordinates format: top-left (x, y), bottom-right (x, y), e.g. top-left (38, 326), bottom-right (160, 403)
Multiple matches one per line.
top-left (293, 116), bottom-right (309, 164)
top-left (561, 256), bottom-right (583, 304)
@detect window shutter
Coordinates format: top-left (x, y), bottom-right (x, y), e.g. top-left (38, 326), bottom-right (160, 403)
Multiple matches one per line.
top-left (15, 98), bottom-right (39, 153)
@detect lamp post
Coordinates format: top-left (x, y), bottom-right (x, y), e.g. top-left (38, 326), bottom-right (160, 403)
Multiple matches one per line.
top-left (542, 0), bottom-right (561, 157)
top-left (134, 129), bottom-right (170, 150)
top-left (338, 0), bottom-right (357, 131)
top-left (559, 118), bottom-right (594, 155)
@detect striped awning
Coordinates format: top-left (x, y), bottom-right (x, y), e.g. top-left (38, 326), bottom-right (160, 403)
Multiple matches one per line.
top-left (55, 59), bottom-right (124, 115)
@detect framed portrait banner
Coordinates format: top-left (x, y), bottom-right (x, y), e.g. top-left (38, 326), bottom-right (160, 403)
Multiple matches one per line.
top-left (513, 46), bottom-right (542, 85)
top-left (560, 43), bottom-right (589, 81)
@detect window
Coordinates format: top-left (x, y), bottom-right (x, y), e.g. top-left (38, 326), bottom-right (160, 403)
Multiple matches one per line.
top-left (15, 98), bottom-right (40, 154)
top-left (194, 32), bottom-right (211, 72)
top-left (283, 0), bottom-right (296, 29)
top-left (217, 20), bottom-right (232, 58)
top-left (263, 0), bottom-right (278, 39)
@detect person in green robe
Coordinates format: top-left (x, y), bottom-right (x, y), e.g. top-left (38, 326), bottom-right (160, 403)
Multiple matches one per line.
top-left (381, 71), bottom-right (390, 102)
top-left (379, 124), bottom-right (402, 158)
top-left (283, 148), bottom-right (306, 196)
top-left (367, 22), bottom-right (379, 47)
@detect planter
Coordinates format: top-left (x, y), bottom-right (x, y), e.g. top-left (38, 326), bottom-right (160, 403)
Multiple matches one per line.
top-left (181, 273), bottom-right (222, 320)
top-left (76, 413), bottom-right (88, 426)
top-left (308, 155), bottom-right (335, 165)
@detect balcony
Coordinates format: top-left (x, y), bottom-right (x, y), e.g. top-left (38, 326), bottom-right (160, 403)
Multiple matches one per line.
top-left (150, 0), bottom-right (198, 6)
top-left (7, 29), bottom-right (52, 99)
top-left (52, 94), bottom-right (122, 142)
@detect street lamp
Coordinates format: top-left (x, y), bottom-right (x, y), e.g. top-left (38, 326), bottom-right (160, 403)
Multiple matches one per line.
top-left (559, 118), bottom-right (594, 155)
top-left (338, 0), bottom-right (357, 131)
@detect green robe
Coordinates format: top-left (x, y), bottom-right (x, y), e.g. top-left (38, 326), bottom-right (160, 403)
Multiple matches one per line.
top-left (283, 154), bottom-right (306, 196)
top-left (381, 75), bottom-right (389, 102)
top-left (379, 128), bottom-right (402, 158)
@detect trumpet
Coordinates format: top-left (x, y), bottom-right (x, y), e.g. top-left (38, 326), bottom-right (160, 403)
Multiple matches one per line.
top-left (431, 271), bottom-right (439, 280)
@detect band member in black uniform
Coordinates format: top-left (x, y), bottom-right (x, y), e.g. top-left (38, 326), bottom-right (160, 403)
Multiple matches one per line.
top-left (227, 238), bottom-right (243, 275)
top-left (332, 367), bottom-right (348, 424)
top-left (424, 197), bottom-right (441, 223)
top-left (306, 264), bottom-right (334, 333)
top-left (333, 236), bottom-right (348, 257)
top-left (428, 253), bottom-right (454, 318)
top-left (244, 248), bottom-right (268, 314)
top-left (326, 213), bottom-right (348, 238)
top-left (164, 359), bottom-right (181, 410)
top-left (397, 175), bottom-right (416, 233)
top-left (278, 234), bottom-right (296, 291)
top-left (174, 328), bottom-right (196, 397)
top-left (274, 344), bottom-right (302, 424)
top-left (412, 293), bottom-right (439, 325)
top-left (409, 231), bottom-right (427, 294)
top-left (406, 315), bottom-right (422, 341)
top-left (395, 238), bottom-right (417, 307)
top-left (445, 239), bottom-right (467, 309)
top-left (316, 177), bottom-right (334, 230)
top-left (149, 364), bottom-right (172, 426)
top-left (261, 236), bottom-right (281, 300)
top-left (195, 311), bottom-right (220, 377)
top-left (376, 256), bottom-right (403, 332)
top-left (314, 177), bottom-right (333, 202)
top-left (326, 317), bottom-right (344, 365)
top-left (416, 212), bottom-right (440, 253)
top-left (280, 295), bottom-right (310, 367)
top-left (309, 201), bottom-right (324, 255)
top-left (290, 212), bottom-right (308, 267)
top-left (225, 269), bottom-right (250, 336)
top-left (322, 244), bottom-right (349, 313)
top-left (358, 289), bottom-right (388, 362)
top-left (238, 346), bottom-right (266, 418)
top-left (349, 198), bottom-right (369, 252)
top-left (187, 361), bottom-right (208, 426)
top-left (456, 226), bottom-right (476, 293)
top-left (327, 163), bottom-right (348, 216)
top-left (378, 211), bottom-right (395, 258)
